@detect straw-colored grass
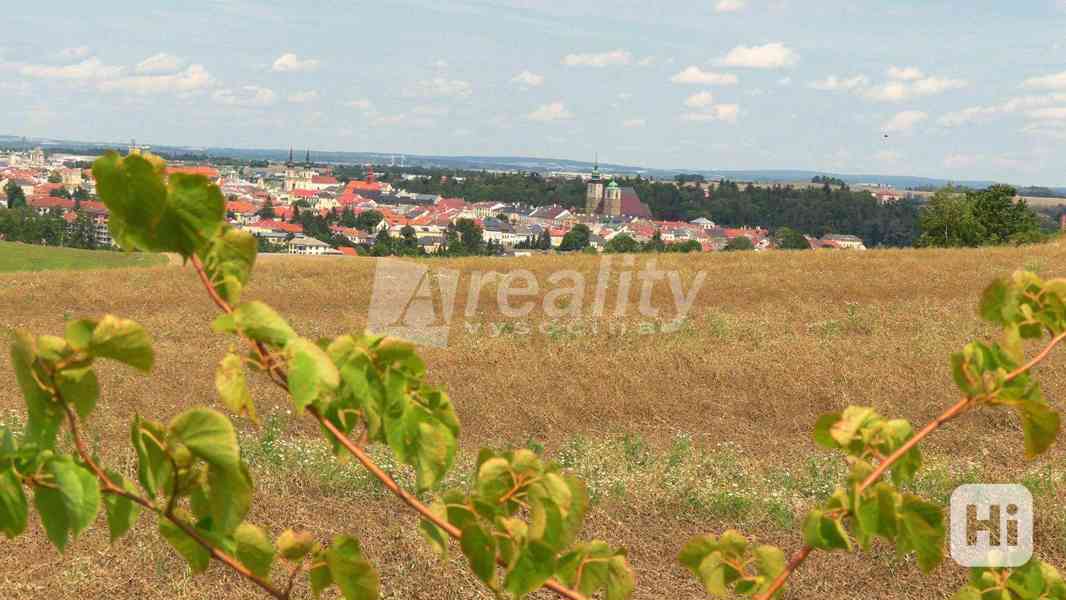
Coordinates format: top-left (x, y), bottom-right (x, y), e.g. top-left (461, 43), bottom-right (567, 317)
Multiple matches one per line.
top-left (1, 242), bottom-right (1064, 599)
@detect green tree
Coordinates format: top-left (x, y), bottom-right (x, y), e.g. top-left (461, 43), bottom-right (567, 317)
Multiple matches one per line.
top-left (916, 189), bottom-right (985, 247)
top-left (354, 209), bottom-right (384, 232)
top-left (603, 233), bottom-right (641, 253)
top-left (643, 231), bottom-right (666, 252)
top-left (256, 199), bottom-right (276, 219)
top-left (4, 181), bottom-right (27, 209)
top-left (559, 224), bottom-right (590, 251)
top-left (48, 171), bottom-right (62, 184)
top-left (774, 227), bottom-right (810, 250)
top-left (723, 235), bottom-right (754, 251)
top-left (969, 185), bottom-right (1040, 245)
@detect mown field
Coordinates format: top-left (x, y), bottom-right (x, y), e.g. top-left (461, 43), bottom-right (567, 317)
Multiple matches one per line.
top-left (1, 243), bottom-right (1065, 600)
top-left (0, 241), bottom-right (166, 272)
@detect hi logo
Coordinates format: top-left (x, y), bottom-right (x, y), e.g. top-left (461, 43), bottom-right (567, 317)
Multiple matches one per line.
top-left (367, 258), bottom-right (459, 347)
top-left (950, 484), bottom-right (1033, 567)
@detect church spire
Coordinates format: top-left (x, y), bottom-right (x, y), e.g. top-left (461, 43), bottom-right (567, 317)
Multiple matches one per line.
top-left (305, 148), bottom-right (311, 166)
top-left (286, 147), bottom-right (294, 167)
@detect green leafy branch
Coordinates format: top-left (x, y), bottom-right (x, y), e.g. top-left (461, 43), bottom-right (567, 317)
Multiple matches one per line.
top-left (681, 270), bottom-right (1066, 600)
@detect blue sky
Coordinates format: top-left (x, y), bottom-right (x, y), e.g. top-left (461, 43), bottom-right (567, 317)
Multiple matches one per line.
top-left (3, 0), bottom-right (1066, 185)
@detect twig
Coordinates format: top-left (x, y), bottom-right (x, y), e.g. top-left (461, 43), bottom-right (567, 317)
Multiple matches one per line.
top-left (755, 329), bottom-right (1066, 600)
top-left (57, 387), bottom-right (286, 599)
top-left (190, 253), bottom-right (589, 600)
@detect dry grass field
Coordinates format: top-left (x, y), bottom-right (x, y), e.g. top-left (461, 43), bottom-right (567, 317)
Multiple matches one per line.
top-left (2, 243), bottom-right (1065, 600)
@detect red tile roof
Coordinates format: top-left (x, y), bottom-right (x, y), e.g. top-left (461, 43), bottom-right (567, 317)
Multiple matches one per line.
top-left (167, 166), bottom-right (221, 179)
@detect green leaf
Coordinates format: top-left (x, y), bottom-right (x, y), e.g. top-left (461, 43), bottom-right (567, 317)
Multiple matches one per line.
top-left (198, 225), bottom-right (257, 304)
top-left (64, 319), bottom-right (97, 352)
top-left (102, 470), bottom-right (141, 542)
top-left (477, 457), bottom-right (515, 505)
top-left (229, 302), bottom-right (297, 347)
top-left (34, 456), bottom-right (100, 551)
top-left (679, 534), bottom-right (718, 574)
top-left (753, 545), bottom-right (786, 581)
top-left (0, 466), bottom-right (28, 538)
top-left (91, 151), bottom-right (169, 252)
top-left (812, 412), bottom-right (842, 449)
top-left (829, 406), bottom-right (875, 447)
top-left (207, 461), bottom-right (252, 535)
top-left (504, 540), bottom-right (556, 597)
top-left (460, 523), bottom-right (497, 587)
top-left (89, 315), bottom-right (154, 372)
top-left (168, 408), bottom-right (240, 471)
top-left (11, 331), bottom-right (62, 450)
top-left (56, 367), bottom-right (99, 420)
top-left (159, 512), bottom-right (211, 574)
top-left (802, 508), bottom-right (851, 552)
top-left (325, 535), bottom-right (380, 600)
top-left (418, 501), bottom-right (449, 559)
top-left (1017, 387), bottom-right (1060, 458)
top-left (215, 352), bottom-right (256, 422)
top-left (979, 278), bottom-right (1011, 324)
top-left (309, 553), bottom-right (333, 599)
top-left (159, 172), bottom-right (225, 257)
top-left (277, 529), bottom-right (317, 560)
top-left (605, 554), bottom-right (635, 600)
top-left (234, 523), bottom-right (275, 579)
top-left (899, 494), bottom-right (945, 573)
top-left (131, 415), bottom-right (171, 498)
top-left (286, 337), bottom-right (340, 413)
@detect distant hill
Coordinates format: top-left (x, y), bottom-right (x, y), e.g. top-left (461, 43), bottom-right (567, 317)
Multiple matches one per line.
top-left (2, 134), bottom-right (1061, 193)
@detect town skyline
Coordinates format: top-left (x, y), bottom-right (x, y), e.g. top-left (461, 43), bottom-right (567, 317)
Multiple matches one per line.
top-left (2, 1), bottom-right (1066, 185)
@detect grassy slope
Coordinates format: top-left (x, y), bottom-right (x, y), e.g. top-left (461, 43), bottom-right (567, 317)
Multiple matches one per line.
top-left (0, 241), bottom-right (166, 272)
top-left (0, 244), bottom-right (1064, 599)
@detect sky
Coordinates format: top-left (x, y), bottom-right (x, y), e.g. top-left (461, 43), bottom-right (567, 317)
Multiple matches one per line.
top-left (2, 0), bottom-right (1066, 185)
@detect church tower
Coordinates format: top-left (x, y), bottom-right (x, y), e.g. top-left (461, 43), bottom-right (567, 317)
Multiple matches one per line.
top-left (585, 159), bottom-right (603, 215)
top-left (284, 147), bottom-right (296, 192)
top-left (605, 180), bottom-right (622, 216)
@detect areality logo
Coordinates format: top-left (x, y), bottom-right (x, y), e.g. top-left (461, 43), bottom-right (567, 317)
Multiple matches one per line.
top-left (367, 258), bottom-right (459, 348)
top-left (950, 484), bottom-right (1033, 567)
top-left (367, 255), bottom-right (706, 348)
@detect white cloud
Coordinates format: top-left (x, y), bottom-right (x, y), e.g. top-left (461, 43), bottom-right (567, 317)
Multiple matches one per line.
top-left (272, 53), bottom-right (320, 73)
top-left (212, 85), bottom-right (277, 107)
top-left (1028, 107), bottom-right (1066, 121)
top-left (682, 103), bottom-right (739, 123)
top-left (862, 71), bottom-right (966, 102)
top-left (527, 101), bottom-right (573, 121)
top-left (1023, 71), bottom-right (1066, 90)
top-left (882, 110), bottom-right (928, 133)
top-left (684, 91), bottom-right (715, 108)
top-left (939, 93), bottom-right (1066, 127)
top-left (136, 53), bottom-right (182, 74)
top-left (562, 50), bottom-right (631, 67)
top-left (346, 98), bottom-right (373, 111)
top-left (670, 66), bottom-right (738, 85)
top-left (636, 56), bottom-right (655, 67)
top-left (406, 76), bottom-right (472, 98)
top-left (58, 47), bottom-right (90, 60)
top-left (777, 77), bottom-right (792, 86)
top-left (809, 74), bottom-right (869, 91)
top-left (887, 66), bottom-right (924, 81)
top-left (622, 118), bottom-right (646, 128)
top-left (715, 0), bottom-right (746, 12)
top-left (20, 57), bottom-right (122, 80)
top-left (716, 42), bottom-right (798, 69)
top-left (511, 70), bottom-right (544, 87)
top-left (287, 90), bottom-right (320, 103)
top-left (99, 64), bottom-right (212, 95)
